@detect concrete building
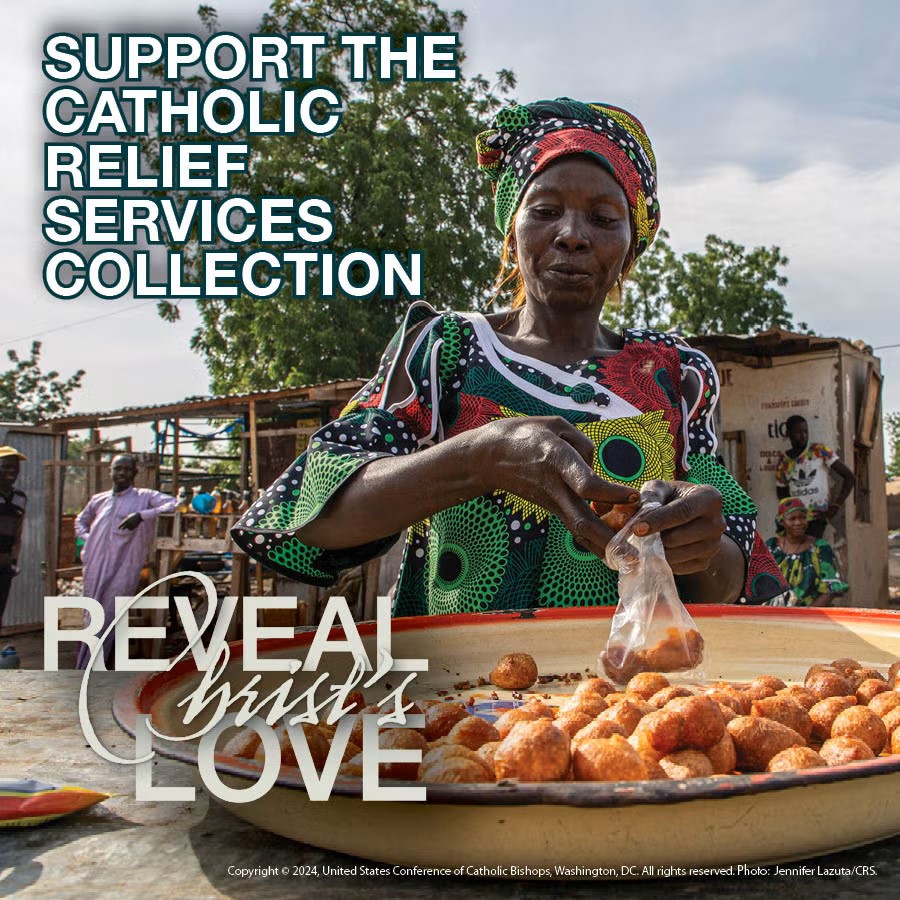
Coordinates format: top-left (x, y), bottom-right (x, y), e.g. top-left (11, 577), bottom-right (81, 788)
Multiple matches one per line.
top-left (694, 329), bottom-right (888, 607)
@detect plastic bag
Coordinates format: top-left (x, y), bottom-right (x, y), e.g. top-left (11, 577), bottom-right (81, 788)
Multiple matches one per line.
top-left (599, 504), bottom-right (704, 683)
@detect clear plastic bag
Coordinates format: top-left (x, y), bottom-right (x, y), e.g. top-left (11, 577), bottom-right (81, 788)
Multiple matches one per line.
top-left (599, 504), bottom-right (704, 683)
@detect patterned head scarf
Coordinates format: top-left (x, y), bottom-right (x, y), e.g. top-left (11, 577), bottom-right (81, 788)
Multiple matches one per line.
top-left (476, 98), bottom-right (660, 257)
top-left (777, 497), bottom-right (808, 529)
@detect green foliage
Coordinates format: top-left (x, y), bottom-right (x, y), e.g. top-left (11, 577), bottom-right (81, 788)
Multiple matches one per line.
top-left (147, 0), bottom-right (514, 393)
top-left (885, 412), bottom-right (900, 480)
top-left (603, 231), bottom-right (804, 337)
top-left (0, 341), bottom-right (84, 423)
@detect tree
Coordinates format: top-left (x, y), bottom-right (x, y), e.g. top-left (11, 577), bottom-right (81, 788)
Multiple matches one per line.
top-left (0, 341), bottom-right (84, 423)
top-left (885, 412), bottom-right (900, 481)
top-left (603, 231), bottom-right (804, 336)
top-left (148, 1), bottom-right (514, 393)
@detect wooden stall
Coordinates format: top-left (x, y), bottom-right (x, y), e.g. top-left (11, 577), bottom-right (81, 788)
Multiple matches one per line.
top-left (39, 381), bottom-right (373, 644)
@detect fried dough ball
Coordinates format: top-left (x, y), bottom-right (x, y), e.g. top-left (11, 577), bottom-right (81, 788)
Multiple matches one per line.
top-left (640, 757), bottom-right (670, 780)
top-left (659, 749), bottom-right (714, 780)
top-left (889, 662), bottom-right (900, 689)
top-left (342, 690), bottom-right (367, 714)
top-left (626, 672), bottom-right (671, 701)
top-left (418, 744), bottom-right (493, 783)
top-left (648, 685), bottom-right (695, 709)
top-left (597, 500), bottom-right (640, 531)
top-left (805, 670), bottom-right (853, 700)
top-left (830, 658), bottom-right (862, 676)
top-left (604, 692), bottom-right (629, 706)
top-left (572, 735), bottom-right (648, 782)
top-left (602, 628), bottom-right (703, 682)
top-left (494, 706), bottom-right (542, 739)
top-left (255, 723), bottom-right (329, 769)
top-left (892, 728), bottom-right (900, 755)
top-left (716, 704), bottom-right (738, 725)
top-left (338, 755), bottom-right (364, 778)
top-left (856, 679), bottom-right (891, 705)
top-left (705, 732), bottom-right (737, 775)
top-left (806, 663), bottom-right (842, 680)
top-left (745, 675), bottom-right (787, 701)
top-left (554, 709), bottom-right (595, 738)
top-left (493, 719), bottom-right (570, 782)
top-left (704, 688), bottom-right (752, 716)
top-left (830, 707), bottom-right (887, 754)
top-left (338, 740), bottom-right (362, 763)
top-left (378, 728), bottom-right (428, 780)
top-left (420, 743), bottom-right (478, 765)
top-left (221, 727), bottom-right (262, 760)
top-left (557, 693), bottom-right (608, 718)
top-left (751, 695), bottom-right (813, 742)
top-left (421, 756), bottom-right (493, 783)
top-left (519, 698), bottom-right (556, 719)
top-left (572, 719), bottom-right (628, 745)
top-left (424, 702), bottom-right (470, 741)
top-left (868, 691), bottom-right (900, 718)
top-left (809, 696), bottom-right (858, 742)
top-left (726, 716), bottom-right (805, 772)
top-left (476, 741), bottom-right (500, 776)
top-left (594, 699), bottom-right (647, 737)
top-left (882, 707), bottom-right (900, 737)
top-left (665, 696), bottom-right (726, 750)
top-left (776, 685), bottom-right (818, 711)
top-left (574, 677), bottom-right (616, 699)
top-left (766, 746), bottom-right (828, 772)
top-left (490, 653), bottom-right (539, 690)
top-left (630, 708), bottom-right (683, 762)
top-left (350, 704), bottom-right (385, 747)
top-left (444, 715), bottom-right (500, 751)
top-left (847, 668), bottom-right (886, 692)
top-left (819, 736), bottom-right (876, 766)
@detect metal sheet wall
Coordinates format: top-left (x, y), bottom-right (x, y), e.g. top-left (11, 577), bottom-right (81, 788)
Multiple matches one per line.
top-left (0, 425), bottom-right (61, 628)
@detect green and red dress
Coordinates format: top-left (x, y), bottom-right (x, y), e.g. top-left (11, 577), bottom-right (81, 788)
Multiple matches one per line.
top-left (232, 302), bottom-right (787, 613)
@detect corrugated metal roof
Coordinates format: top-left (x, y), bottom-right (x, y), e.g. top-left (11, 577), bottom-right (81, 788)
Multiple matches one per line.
top-left (693, 328), bottom-right (872, 358)
top-left (39, 379), bottom-right (367, 430)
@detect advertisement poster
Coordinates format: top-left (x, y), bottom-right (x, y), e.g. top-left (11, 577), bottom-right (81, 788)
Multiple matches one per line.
top-left (2, 1), bottom-right (900, 897)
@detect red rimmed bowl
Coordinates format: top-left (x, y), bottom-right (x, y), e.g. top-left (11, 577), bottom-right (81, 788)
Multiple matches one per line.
top-left (114, 606), bottom-right (900, 871)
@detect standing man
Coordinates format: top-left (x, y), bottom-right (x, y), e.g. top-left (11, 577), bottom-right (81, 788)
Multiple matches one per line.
top-left (75, 454), bottom-right (176, 669)
top-left (0, 446), bottom-right (27, 628)
top-left (775, 415), bottom-right (855, 539)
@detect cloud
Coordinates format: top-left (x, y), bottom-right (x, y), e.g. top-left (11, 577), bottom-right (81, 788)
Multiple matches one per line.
top-left (663, 160), bottom-right (900, 408)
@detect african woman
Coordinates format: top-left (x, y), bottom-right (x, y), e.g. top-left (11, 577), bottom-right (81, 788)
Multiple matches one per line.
top-left (232, 98), bottom-right (786, 613)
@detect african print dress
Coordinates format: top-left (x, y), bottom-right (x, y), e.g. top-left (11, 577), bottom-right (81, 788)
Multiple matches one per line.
top-left (232, 302), bottom-right (787, 613)
top-left (765, 538), bottom-right (849, 606)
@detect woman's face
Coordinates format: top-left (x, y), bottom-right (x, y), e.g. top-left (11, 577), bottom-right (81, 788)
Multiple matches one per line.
top-left (783, 510), bottom-right (808, 540)
top-left (513, 157), bottom-right (632, 312)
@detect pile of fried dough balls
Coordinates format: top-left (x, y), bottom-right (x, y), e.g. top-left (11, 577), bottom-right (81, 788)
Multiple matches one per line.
top-left (224, 655), bottom-right (900, 784)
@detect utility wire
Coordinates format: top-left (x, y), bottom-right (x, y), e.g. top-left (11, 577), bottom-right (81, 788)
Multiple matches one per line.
top-left (0, 299), bottom-right (171, 349)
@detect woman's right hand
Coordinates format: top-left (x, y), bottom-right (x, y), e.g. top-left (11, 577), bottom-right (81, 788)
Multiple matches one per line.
top-left (470, 416), bottom-right (639, 557)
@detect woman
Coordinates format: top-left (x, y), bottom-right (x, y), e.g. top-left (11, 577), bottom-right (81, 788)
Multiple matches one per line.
top-left (233, 98), bottom-right (786, 613)
top-left (766, 497), bottom-right (848, 607)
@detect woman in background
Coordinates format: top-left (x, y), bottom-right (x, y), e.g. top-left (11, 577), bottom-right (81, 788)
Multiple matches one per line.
top-left (766, 497), bottom-right (848, 607)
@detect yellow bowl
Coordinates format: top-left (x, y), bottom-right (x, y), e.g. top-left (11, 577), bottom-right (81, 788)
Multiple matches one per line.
top-left (114, 606), bottom-right (900, 873)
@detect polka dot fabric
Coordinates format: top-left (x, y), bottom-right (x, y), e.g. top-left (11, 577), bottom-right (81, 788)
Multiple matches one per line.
top-left (476, 97), bottom-right (661, 255)
top-left (231, 301), bottom-right (786, 606)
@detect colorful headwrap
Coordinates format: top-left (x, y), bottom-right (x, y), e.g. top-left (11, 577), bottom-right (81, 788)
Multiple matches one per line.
top-left (476, 98), bottom-right (660, 255)
top-left (777, 497), bottom-right (808, 527)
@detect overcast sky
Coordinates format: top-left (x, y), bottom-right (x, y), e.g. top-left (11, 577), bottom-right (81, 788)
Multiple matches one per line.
top-left (4, 0), bottom-right (899, 449)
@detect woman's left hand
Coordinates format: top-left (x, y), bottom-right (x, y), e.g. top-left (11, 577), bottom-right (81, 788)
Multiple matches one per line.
top-left (626, 480), bottom-right (726, 575)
